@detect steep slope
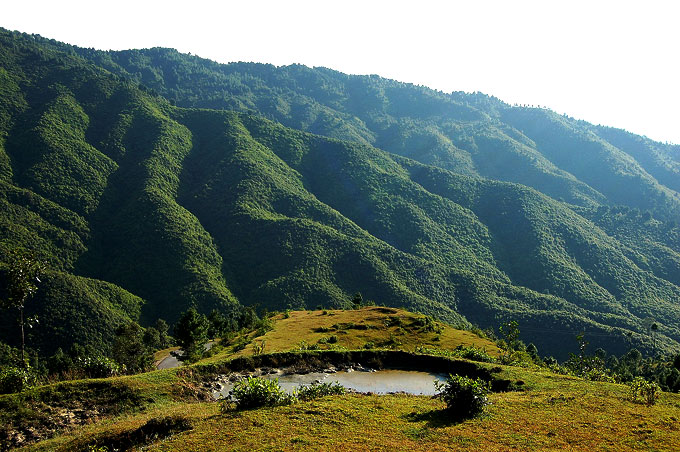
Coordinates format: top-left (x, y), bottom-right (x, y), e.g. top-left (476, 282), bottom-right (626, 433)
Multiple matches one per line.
top-left (0, 29), bottom-right (679, 360)
top-left (0, 30), bottom-right (239, 354)
top-left (55, 44), bottom-right (680, 220)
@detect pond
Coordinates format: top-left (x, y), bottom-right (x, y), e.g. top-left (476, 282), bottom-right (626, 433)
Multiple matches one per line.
top-left (214, 368), bottom-right (447, 399)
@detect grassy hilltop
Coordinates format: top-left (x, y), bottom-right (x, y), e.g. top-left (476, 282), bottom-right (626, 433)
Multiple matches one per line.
top-left (2, 308), bottom-right (679, 451)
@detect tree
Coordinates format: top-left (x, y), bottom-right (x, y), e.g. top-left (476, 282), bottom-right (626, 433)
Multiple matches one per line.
top-left (351, 292), bottom-right (363, 309)
top-left (498, 320), bottom-right (520, 363)
top-left (113, 323), bottom-right (152, 373)
top-left (0, 249), bottom-right (45, 367)
top-left (207, 309), bottom-right (232, 338)
top-left (174, 307), bottom-right (209, 363)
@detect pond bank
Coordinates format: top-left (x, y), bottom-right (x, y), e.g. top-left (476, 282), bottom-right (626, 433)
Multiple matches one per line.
top-left (187, 350), bottom-right (523, 397)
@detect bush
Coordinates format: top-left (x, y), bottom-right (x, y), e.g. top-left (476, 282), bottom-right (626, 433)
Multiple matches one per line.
top-left (76, 356), bottom-right (121, 378)
top-left (0, 365), bottom-right (36, 394)
top-left (452, 345), bottom-right (496, 363)
top-left (254, 318), bottom-right (274, 337)
top-left (297, 381), bottom-right (346, 401)
top-left (629, 377), bottom-right (660, 405)
top-left (435, 374), bottom-right (490, 419)
top-left (317, 335), bottom-right (338, 345)
top-left (223, 377), bottom-right (295, 410)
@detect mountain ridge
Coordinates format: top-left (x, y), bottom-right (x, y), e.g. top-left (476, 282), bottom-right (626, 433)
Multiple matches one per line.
top-left (0, 28), bottom-right (678, 360)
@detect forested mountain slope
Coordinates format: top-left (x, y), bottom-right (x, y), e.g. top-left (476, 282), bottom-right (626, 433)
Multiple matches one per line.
top-left (63, 45), bottom-right (680, 220)
top-left (0, 29), bottom-right (679, 360)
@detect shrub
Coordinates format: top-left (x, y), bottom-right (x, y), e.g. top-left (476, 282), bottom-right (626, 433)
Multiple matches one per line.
top-left (452, 345), bottom-right (496, 363)
top-left (629, 377), bottom-right (660, 405)
top-left (0, 365), bottom-right (36, 394)
top-left (297, 381), bottom-right (346, 401)
top-left (222, 377), bottom-right (295, 410)
top-left (254, 318), bottom-right (274, 337)
top-left (76, 356), bottom-right (121, 378)
top-left (297, 340), bottom-right (320, 351)
top-left (435, 374), bottom-right (490, 419)
top-left (317, 335), bottom-right (338, 345)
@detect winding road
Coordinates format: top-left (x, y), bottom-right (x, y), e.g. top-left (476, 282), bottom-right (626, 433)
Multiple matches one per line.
top-left (155, 341), bottom-right (215, 370)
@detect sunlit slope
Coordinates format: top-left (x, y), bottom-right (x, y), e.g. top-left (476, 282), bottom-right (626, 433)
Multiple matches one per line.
top-left (175, 111), bottom-right (680, 356)
top-left (203, 307), bottom-right (499, 362)
top-left (1, 29), bottom-right (679, 358)
top-left (59, 44), bottom-right (680, 219)
top-left (9, 312), bottom-right (680, 452)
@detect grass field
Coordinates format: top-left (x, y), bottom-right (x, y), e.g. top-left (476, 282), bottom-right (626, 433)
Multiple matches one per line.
top-left (204, 307), bottom-right (499, 363)
top-left (8, 309), bottom-right (680, 451)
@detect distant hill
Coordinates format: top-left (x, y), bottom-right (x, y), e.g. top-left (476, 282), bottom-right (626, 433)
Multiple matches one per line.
top-left (0, 28), bottom-right (679, 360)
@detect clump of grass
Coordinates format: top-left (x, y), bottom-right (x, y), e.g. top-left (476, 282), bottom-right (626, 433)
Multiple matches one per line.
top-left (317, 335), bottom-right (338, 345)
top-left (297, 381), bottom-right (346, 401)
top-left (313, 327), bottom-right (334, 333)
top-left (297, 341), bottom-right (320, 351)
top-left (384, 316), bottom-right (403, 327)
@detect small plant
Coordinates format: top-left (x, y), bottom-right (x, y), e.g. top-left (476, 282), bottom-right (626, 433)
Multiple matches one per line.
top-left (222, 377), bottom-right (295, 411)
top-left (629, 377), bottom-right (660, 405)
top-left (434, 374), bottom-right (490, 419)
top-left (363, 341), bottom-right (376, 349)
top-left (252, 341), bottom-right (266, 355)
top-left (297, 381), bottom-right (346, 401)
top-left (297, 340), bottom-right (320, 351)
top-left (87, 445), bottom-right (109, 452)
top-left (283, 310), bottom-right (291, 319)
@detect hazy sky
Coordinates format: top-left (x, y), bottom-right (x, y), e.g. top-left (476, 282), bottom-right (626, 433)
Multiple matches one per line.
top-left (4, 0), bottom-right (679, 143)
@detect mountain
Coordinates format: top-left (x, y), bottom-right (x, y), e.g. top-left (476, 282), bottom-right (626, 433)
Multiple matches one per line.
top-left (0, 28), bottom-right (679, 360)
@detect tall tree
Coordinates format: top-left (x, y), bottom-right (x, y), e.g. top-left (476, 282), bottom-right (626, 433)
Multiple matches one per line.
top-left (0, 249), bottom-right (45, 367)
top-left (174, 307), bottom-right (209, 363)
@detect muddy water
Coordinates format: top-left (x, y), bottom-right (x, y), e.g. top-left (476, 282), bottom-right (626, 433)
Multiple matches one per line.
top-left (215, 369), bottom-right (447, 399)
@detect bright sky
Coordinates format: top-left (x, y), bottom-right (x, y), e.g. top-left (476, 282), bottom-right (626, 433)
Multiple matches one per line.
top-left (4, 0), bottom-right (679, 144)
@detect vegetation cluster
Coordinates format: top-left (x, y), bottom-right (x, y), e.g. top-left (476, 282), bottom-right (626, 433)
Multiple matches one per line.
top-left (0, 28), bottom-right (679, 387)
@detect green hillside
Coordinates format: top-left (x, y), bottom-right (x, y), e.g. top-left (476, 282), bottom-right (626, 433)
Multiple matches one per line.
top-left (4, 309), bottom-right (680, 452)
top-left (58, 44), bottom-right (680, 220)
top-left (0, 28), bottom-right (679, 362)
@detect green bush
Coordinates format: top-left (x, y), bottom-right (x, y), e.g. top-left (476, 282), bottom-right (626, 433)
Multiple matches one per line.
top-left (76, 356), bottom-right (121, 378)
top-left (297, 381), bottom-right (346, 401)
top-left (629, 377), bottom-right (660, 405)
top-left (434, 374), bottom-right (490, 418)
top-left (452, 345), bottom-right (496, 363)
top-left (223, 377), bottom-right (295, 410)
top-left (0, 365), bottom-right (36, 394)
top-left (317, 335), bottom-right (338, 345)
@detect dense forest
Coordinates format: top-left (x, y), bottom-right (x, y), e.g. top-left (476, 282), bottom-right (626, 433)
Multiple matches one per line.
top-left (0, 28), bottom-right (679, 364)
